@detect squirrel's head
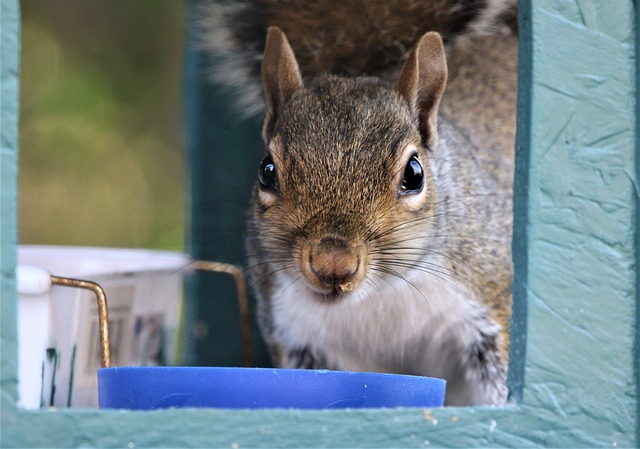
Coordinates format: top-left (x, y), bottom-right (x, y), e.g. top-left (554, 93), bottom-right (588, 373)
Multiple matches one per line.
top-left (251, 27), bottom-right (448, 302)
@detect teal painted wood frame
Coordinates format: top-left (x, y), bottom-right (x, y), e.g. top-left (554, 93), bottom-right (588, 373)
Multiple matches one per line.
top-left (1, 0), bottom-right (638, 447)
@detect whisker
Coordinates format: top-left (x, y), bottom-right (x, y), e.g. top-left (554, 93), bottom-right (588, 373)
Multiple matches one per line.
top-left (378, 258), bottom-right (472, 286)
top-left (369, 265), bottom-right (429, 304)
top-left (279, 274), bottom-right (304, 298)
top-left (371, 245), bottom-right (480, 277)
top-left (370, 261), bottom-right (469, 298)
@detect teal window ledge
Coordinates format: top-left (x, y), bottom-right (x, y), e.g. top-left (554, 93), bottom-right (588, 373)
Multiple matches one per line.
top-left (1, 0), bottom-right (638, 447)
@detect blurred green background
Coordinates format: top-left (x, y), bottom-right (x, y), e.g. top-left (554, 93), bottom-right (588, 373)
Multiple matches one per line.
top-left (19, 1), bottom-right (186, 250)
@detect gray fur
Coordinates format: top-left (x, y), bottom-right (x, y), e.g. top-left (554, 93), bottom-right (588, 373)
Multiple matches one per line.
top-left (199, 1), bottom-right (518, 405)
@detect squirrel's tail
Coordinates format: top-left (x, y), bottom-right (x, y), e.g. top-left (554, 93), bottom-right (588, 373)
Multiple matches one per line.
top-left (196, 0), bottom-right (517, 117)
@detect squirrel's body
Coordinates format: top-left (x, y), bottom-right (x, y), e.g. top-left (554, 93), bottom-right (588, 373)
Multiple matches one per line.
top-left (201, 0), bottom-right (517, 405)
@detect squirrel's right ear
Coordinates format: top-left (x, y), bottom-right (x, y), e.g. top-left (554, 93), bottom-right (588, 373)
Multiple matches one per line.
top-left (396, 32), bottom-right (448, 150)
top-left (261, 26), bottom-right (303, 142)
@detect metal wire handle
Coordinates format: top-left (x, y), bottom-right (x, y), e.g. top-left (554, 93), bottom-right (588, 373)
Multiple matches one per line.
top-left (50, 275), bottom-right (111, 369)
top-left (50, 260), bottom-right (253, 371)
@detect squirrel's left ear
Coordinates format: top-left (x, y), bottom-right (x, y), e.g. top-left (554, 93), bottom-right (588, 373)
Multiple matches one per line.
top-left (261, 26), bottom-right (303, 142)
top-left (396, 32), bottom-right (448, 149)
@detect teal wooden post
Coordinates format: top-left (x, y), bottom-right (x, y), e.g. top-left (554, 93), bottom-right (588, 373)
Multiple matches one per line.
top-left (182, 0), bottom-right (269, 367)
top-left (0, 0), bottom-right (20, 408)
top-left (1, 1), bottom-right (638, 447)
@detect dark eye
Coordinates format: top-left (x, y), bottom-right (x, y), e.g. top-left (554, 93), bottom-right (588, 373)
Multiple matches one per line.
top-left (259, 154), bottom-right (278, 191)
top-left (400, 155), bottom-right (424, 194)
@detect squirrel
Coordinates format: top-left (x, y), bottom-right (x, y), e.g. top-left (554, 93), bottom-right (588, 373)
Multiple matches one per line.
top-left (198, 0), bottom-right (518, 406)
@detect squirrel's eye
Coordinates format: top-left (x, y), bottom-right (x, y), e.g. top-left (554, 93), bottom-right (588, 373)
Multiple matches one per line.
top-left (400, 156), bottom-right (424, 194)
top-left (259, 154), bottom-right (278, 191)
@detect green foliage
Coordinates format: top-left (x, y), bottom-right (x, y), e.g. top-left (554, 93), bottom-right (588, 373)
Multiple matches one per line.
top-left (19, 1), bottom-right (185, 250)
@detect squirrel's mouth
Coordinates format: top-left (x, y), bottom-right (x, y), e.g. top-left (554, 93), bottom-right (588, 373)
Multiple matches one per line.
top-left (298, 275), bottom-right (357, 303)
top-left (301, 265), bottom-right (363, 303)
top-left (309, 287), bottom-right (349, 304)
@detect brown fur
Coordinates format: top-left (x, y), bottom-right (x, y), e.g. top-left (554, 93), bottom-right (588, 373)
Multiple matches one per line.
top-left (197, 0), bottom-right (517, 115)
top-left (248, 0), bottom-right (503, 76)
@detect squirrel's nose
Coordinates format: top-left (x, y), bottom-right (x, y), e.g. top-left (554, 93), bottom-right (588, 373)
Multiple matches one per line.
top-left (306, 237), bottom-right (361, 294)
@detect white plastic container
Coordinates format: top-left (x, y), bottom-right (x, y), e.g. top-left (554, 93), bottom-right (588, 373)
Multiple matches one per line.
top-left (17, 246), bottom-right (191, 409)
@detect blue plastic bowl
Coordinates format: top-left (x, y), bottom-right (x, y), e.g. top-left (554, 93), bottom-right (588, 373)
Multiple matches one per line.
top-left (98, 367), bottom-right (446, 410)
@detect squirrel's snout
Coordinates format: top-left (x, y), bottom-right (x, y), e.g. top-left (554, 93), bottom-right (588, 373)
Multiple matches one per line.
top-left (301, 237), bottom-right (365, 297)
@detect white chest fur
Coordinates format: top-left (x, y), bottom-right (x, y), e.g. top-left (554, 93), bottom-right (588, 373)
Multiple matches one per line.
top-left (271, 256), bottom-right (491, 378)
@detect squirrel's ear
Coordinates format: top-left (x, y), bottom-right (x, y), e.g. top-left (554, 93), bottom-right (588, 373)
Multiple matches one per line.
top-left (396, 32), bottom-right (448, 149)
top-left (261, 26), bottom-right (303, 141)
